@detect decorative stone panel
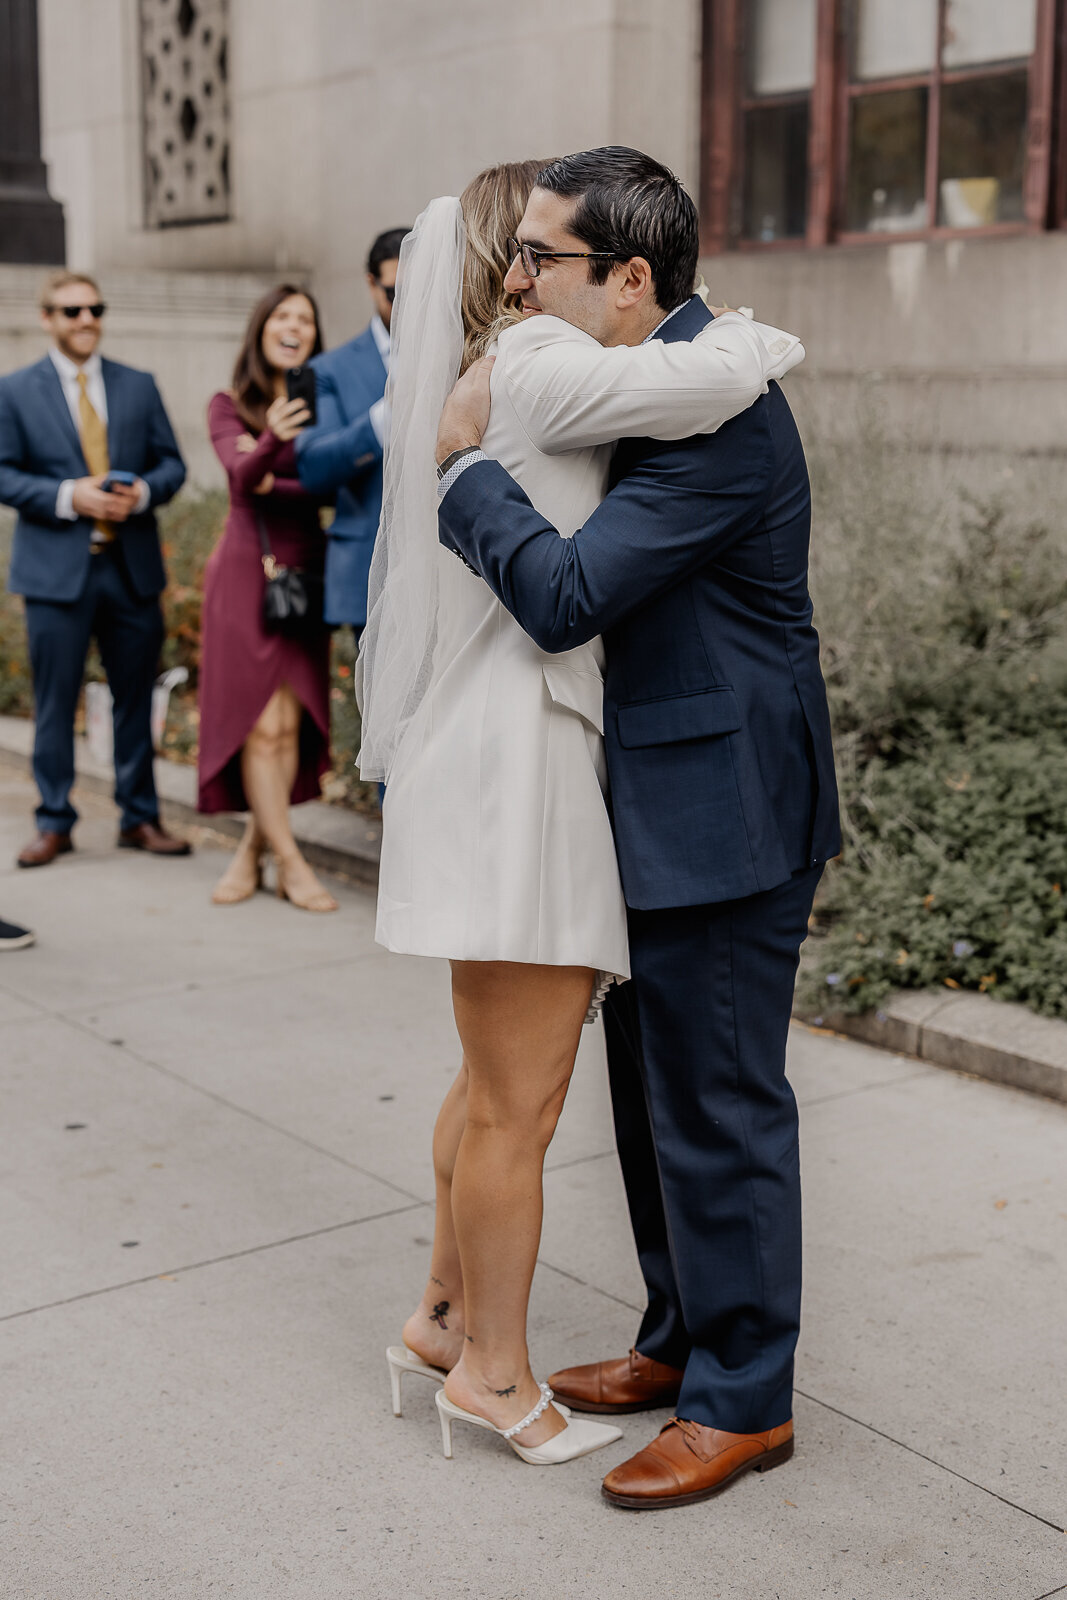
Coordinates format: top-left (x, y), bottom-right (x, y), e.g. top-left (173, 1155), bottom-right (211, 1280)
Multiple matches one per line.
top-left (140, 0), bottom-right (230, 227)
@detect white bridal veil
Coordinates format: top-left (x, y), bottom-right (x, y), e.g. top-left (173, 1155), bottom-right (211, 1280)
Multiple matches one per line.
top-left (355, 195), bottom-right (466, 782)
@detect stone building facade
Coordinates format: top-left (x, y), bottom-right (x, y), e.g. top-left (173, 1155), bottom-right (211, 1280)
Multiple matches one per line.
top-left (1, 0), bottom-right (1064, 481)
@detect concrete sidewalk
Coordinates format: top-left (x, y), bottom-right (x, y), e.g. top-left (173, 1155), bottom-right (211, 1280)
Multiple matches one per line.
top-left (1, 765), bottom-right (1065, 1600)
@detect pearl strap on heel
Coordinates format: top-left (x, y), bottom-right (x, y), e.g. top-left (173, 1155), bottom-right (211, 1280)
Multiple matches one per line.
top-left (435, 1382), bottom-right (622, 1465)
top-left (386, 1346), bottom-right (573, 1424)
top-left (501, 1380), bottom-right (553, 1439)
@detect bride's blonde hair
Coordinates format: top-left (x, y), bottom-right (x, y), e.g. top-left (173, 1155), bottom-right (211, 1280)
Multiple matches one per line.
top-left (459, 159), bottom-right (546, 373)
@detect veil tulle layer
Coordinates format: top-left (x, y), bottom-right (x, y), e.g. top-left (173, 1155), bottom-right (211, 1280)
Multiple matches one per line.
top-left (355, 196), bottom-right (465, 782)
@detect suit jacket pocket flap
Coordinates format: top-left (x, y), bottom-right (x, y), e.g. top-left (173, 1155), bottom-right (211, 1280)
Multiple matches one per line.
top-left (616, 687), bottom-right (741, 748)
top-left (541, 662), bottom-right (605, 734)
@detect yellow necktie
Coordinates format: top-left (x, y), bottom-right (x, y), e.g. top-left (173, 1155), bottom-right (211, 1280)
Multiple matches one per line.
top-left (77, 371), bottom-right (113, 541)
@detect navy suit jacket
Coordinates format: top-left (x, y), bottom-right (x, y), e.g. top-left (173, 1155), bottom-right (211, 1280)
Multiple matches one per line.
top-left (439, 296), bottom-right (840, 911)
top-left (295, 326), bottom-right (386, 626)
top-left (0, 354), bottom-right (185, 603)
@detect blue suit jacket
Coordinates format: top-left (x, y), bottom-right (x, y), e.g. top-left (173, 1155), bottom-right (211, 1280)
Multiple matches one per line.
top-left (439, 296), bottom-right (840, 911)
top-left (295, 326), bottom-right (386, 627)
top-left (0, 355), bottom-right (186, 603)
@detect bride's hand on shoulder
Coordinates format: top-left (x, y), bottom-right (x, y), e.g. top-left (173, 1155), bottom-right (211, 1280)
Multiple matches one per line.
top-left (435, 355), bottom-right (495, 465)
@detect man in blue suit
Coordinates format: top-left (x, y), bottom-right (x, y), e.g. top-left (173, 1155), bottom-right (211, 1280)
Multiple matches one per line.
top-left (0, 270), bottom-right (188, 867)
top-left (295, 227), bottom-right (410, 632)
top-left (435, 150), bottom-right (840, 1509)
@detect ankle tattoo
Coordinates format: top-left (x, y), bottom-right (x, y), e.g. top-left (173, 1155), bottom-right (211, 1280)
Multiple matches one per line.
top-left (430, 1276), bottom-right (445, 1287)
top-left (494, 1385), bottom-right (517, 1398)
top-left (430, 1300), bottom-right (450, 1329)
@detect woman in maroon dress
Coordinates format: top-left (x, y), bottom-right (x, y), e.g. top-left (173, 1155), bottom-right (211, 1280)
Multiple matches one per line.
top-left (198, 285), bottom-right (338, 912)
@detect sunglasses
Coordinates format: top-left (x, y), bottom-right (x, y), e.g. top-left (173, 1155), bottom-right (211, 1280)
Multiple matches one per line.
top-left (48, 303), bottom-right (107, 320)
top-left (505, 238), bottom-right (621, 279)
top-left (376, 283), bottom-right (396, 303)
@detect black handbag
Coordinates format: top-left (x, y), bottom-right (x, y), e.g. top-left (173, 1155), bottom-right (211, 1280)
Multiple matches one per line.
top-left (256, 514), bottom-right (324, 635)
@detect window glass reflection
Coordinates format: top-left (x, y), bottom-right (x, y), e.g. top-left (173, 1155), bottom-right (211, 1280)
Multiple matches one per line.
top-left (853, 0), bottom-right (937, 81)
top-left (748, 0), bottom-right (817, 95)
top-left (742, 102), bottom-right (810, 240)
top-left (938, 72), bottom-right (1029, 225)
top-left (942, 0), bottom-right (1037, 70)
top-left (846, 87), bottom-right (929, 231)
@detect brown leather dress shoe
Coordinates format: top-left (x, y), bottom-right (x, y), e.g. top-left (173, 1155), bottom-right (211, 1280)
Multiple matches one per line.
top-left (18, 830), bottom-right (74, 868)
top-left (548, 1348), bottom-right (684, 1414)
top-left (602, 1417), bottom-right (794, 1509)
top-left (118, 821), bottom-right (192, 856)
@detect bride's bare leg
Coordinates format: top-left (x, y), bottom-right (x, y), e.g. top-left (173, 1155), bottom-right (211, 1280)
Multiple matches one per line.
top-left (443, 960), bottom-right (594, 1447)
top-left (402, 1061), bottom-right (469, 1370)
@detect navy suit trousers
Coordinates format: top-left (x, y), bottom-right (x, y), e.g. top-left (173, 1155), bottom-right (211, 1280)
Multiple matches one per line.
top-left (25, 547), bottom-right (163, 833)
top-left (603, 863), bottom-right (822, 1434)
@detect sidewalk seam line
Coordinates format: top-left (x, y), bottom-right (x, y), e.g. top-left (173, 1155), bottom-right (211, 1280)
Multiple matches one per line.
top-left (59, 1012), bottom-right (428, 1206)
top-left (800, 1068), bottom-right (931, 1110)
top-left (60, 946), bottom-right (385, 1018)
top-left (543, 1149), bottom-right (616, 1175)
top-left (0, 1201), bottom-right (428, 1324)
top-left (793, 1388), bottom-right (1067, 1536)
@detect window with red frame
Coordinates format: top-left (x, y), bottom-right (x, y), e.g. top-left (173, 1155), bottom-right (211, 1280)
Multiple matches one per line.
top-left (701, 0), bottom-right (1058, 250)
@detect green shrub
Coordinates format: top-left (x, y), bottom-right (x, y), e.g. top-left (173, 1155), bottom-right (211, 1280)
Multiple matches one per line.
top-left (798, 716), bottom-right (1067, 1018)
top-left (0, 512), bottom-right (33, 717)
top-left (158, 490), bottom-right (227, 684)
top-left (803, 437), bottom-right (1067, 1020)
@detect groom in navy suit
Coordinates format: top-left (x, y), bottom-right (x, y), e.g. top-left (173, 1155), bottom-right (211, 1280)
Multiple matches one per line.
top-left (435, 150), bottom-right (840, 1509)
top-left (0, 270), bottom-right (188, 867)
top-left (296, 227), bottom-right (409, 632)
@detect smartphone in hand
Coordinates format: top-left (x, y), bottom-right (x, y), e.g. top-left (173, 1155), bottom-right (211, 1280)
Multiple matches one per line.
top-left (285, 364), bottom-right (317, 426)
top-left (100, 469), bottom-right (138, 493)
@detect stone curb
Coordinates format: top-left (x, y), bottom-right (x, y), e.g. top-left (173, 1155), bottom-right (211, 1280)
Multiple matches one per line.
top-left (799, 987), bottom-right (1067, 1107)
top-left (0, 713), bottom-right (381, 888)
top-left (3, 713), bottom-right (1065, 1107)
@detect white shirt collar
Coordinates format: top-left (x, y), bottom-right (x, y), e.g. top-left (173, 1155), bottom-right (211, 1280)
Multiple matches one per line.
top-left (370, 315), bottom-right (391, 365)
top-left (50, 347), bottom-right (102, 385)
top-left (641, 299), bottom-right (691, 344)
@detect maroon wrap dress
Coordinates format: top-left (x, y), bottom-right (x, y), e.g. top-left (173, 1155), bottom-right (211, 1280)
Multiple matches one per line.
top-left (197, 391), bottom-right (331, 814)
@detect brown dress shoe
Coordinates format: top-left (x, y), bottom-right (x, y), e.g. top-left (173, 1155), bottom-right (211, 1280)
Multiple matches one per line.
top-left (18, 830), bottom-right (74, 868)
top-left (548, 1348), bottom-right (684, 1414)
top-left (118, 821), bottom-right (192, 856)
top-left (602, 1417), bottom-right (794, 1509)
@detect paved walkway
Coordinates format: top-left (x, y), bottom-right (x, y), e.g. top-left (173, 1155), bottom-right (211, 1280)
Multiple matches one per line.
top-left (2, 767), bottom-right (1065, 1600)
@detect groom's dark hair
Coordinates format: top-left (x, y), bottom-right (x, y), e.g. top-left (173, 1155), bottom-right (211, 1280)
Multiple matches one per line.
top-left (535, 147), bottom-right (699, 312)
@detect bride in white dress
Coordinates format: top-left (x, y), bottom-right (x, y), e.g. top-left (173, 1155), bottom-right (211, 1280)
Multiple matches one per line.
top-left (358, 162), bottom-right (803, 1464)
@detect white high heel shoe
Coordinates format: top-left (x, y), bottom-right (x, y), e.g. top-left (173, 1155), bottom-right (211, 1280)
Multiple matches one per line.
top-left (386, 1345), bottom-right (572, 1422)
top-left (386, 1345), bottom-right (447, 1416)
top-left (435, 1381), bottom-right (622, 1465)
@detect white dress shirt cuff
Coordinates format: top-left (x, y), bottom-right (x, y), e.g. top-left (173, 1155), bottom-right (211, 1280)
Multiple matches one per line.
top-left (55, 479), bottom-right (77, 521)
top-left (133, 479), bottom-right (151, 514)
top-left (437, 449), bottom-right (488, 501)
top-left (369, 397), bottom-right (390, 448)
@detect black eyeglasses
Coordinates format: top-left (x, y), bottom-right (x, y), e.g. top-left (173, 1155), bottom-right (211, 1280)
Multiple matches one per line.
top-left (47, 303), bottom-right (107, 320)
top-left (505, 238), bottom-right (620, 279)
top-left (376, 283), bottom-right (396, 303)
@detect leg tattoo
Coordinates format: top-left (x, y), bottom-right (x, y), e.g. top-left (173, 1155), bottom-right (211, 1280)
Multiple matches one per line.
top-left (430, 1300), bottom-right (450, 1329)
top-left (494, 1385), bottom-right (517, 1398)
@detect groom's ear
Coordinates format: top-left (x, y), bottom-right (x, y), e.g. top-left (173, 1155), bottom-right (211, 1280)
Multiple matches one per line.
top-left (614, 256), bottom-right (655, 311)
